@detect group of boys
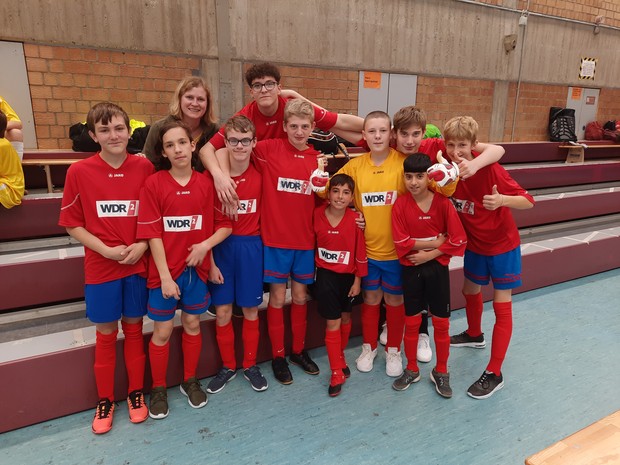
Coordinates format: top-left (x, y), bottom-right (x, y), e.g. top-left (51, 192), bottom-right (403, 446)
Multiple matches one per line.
top-left (59, 62), bottom-right (533, 435)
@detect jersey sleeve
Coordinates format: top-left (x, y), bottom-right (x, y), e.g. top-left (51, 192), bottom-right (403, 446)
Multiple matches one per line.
top-left (495, 165), bottom-right (535, 205)
top-left (437, 198), bottom-right (467, 258)
top-left (391, 198), bottom-right (416, 260)
top-left (0, 98), bottom-right (20, 122)
top-left (136, 178), bottom-right (163, 240)
top-left (313, 106), bottom-right (338, 131)
top-left (58, 165), bottom-right (85, 228)
top-left (208, 127), bottom-right (226, 150)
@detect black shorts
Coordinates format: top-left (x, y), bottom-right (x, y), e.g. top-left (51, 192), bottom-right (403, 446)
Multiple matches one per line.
top-left (402, 260), bottom-right (450, 318)
top-left (314, 267), bottom-right (355, 320)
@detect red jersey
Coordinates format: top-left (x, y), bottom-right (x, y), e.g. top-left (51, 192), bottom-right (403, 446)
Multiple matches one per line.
top-left (253, 138), bottom-right (319, 250)
top-left (314, 205), bottom-right (368, 277)
top-left (221, 162), bottom-right (262, 236)
top-left (59, 153), bottom-right (154, 284)
top-left (209, 96), bottom-right (338, 149)
top-left (419, 138), bottom-right (446, 163)
top-left (451, 158), bottom-right (534, 255)
top-left (137, 170), bottom-right (231, 288)
top-left (392, 192), bottom-right (467, 267)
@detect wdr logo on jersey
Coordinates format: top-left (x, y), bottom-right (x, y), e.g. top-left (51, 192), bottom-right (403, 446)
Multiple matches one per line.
top-left (238, 199), bottom-right (258, 214)
top-left (277, 177), bottom-right (312, 195)
top-left (96, 200), bottom-right (139, 217)
top-left (318, 248), bottom-right (350, 265)
top-left (361, 191), bottom-right (397, 207)
top-left (451, 198), bottom-right (475, 215)
top-left (163, 215), bottom-right (203, 232)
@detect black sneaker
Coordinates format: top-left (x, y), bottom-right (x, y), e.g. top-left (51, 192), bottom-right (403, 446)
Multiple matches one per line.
top-left (467, 371), bottom-right (504, 399)
top-left (243, 365), bottom-right (269, 392)
top-left (450, 330), bottom-right (486, 348)
top-left (149, 387), bottom-right (169, 420)
top-left (328, 370), bottom-right (345, 397)
top-left (206, 368), bottom-right (236, 394)
top-left (342, 365), bottom-right (351, 378)
top-left (430, 368), bottom-right (452, 398)
top-left (392, 369), bottom-right (421, 391)
top-left (272, 357), bottom-right (293, 385)
top-left (181, 377), bottom-right (208, 408)
top-left (289, 350), bottom-right (320, 375)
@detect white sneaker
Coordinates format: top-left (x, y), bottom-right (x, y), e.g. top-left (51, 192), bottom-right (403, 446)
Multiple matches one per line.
top-left (417, 333), bottom-right (433, 363)
top-left (356, 343), bottom-right (377, 372)
top-left (379, 323), bottom-right (387, 346)
top-left (385, 347), bottom-right (403, 377)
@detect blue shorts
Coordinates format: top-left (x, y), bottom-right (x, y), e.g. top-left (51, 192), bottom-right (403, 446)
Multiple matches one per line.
top-left (362, 258), bottom-right (403, 295)
top-left (85, 274), bottom-right (148, 324)
top-left (264, 246), bottom-right (315, 284)
top-left (148, 267), bottom-right (210, 321)
top-left (209, 235), bottom-right (264, 308)
top-left (464, 247), bottom-right (522, 290)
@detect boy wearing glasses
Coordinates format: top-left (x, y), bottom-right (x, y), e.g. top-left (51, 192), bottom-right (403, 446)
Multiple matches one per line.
top-left (200, 62), bottom-right (363, 203)
top-left (206, 115), bottom-right (269, 394)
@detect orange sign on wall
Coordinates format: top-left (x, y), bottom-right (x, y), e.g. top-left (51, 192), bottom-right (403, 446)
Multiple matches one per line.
top-left (571, 87), bottom-right (583, 100)
top-left (363, 72), bottom-right (382, 89)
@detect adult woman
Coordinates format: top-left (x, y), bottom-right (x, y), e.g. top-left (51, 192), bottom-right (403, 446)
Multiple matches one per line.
top-left (143, 76), bottom-right (218, 172)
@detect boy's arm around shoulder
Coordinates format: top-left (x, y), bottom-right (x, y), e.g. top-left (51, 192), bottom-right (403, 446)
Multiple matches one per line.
top-left (458, 142), bottom-right (505, 179)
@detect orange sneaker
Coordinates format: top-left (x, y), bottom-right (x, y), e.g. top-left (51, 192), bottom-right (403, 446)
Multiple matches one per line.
top-left (127, 390), bottom-right (148, 423)
top-left (92, 399), bottom-right (115, 434)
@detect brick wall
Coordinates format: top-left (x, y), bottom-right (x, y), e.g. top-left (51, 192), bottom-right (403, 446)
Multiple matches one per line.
top-left (242, 63), bottom-right (359, 115)
top-left (503, 82), bottom-right (567, 141)
top-left (597, 88), bottom-right (620, 123)
top-left (416, 76), bottom-right (495, 142)
top-left (24, 44), bottom-right (201, 149)
top-left (479, 0), bottom-right (620, 28)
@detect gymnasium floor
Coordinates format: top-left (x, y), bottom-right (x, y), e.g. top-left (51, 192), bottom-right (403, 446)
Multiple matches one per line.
top-left (1, 268), bottom-right (619, 465)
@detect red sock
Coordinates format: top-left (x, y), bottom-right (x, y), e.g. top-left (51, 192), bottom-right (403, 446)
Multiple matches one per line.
top-left (242, 318), bottom-right (260, 369)
top-left (361, 303), bottom-right (380, 349)
top-left (290, 302), bottom-right (307, 354)
top-left (121, 320), bottom-right (145, 393)
top-left (267, 305), bottom-right (285, 358)
top-left (340, 320), bottom-right (352, 366)
top-left (182, 331), bottom-right (203, 380)
top-left (433, 316), bottom-right (450, 373)
top-left (386, 303), bottom-right (405, 351)
top-left (94, 330), bottom-right (118, 400)
top-left (215, 321), bottom-right (236, 370)
top-left (464, 292), bottom-right (484, 337)
top-left (149, 339), bottom-right (169, 388)
top-left (487, 301), bottom-right (513, 375)
top-left (325, 328), bottom-right (344, 370)
top-left (403, 314), bottom-right (421, 372)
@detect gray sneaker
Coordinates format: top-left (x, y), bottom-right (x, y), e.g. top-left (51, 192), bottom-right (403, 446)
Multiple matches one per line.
top-left (430, 368), bottom-right (452, 398)
top-left (180, 377), bottom-right (208, 408)
top-left (450, 330), bottom-right (486, 348)
top-left (206, 368), bottom-right (237, 394)
top-left (149, 386), bottom-right (169, 419)
top-left (467, 371), bottom-right (504, 399)
top-left (243, 365), bottom-right (269, 392)
top-left (392, 368), bottom-right (421, 391)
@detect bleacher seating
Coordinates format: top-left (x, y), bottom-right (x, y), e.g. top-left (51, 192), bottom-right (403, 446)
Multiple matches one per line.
top-left (1, 142), bottom-right (619, 433)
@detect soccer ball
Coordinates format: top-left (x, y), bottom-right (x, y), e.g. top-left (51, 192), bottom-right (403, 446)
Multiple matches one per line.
top-left (427, 160), bottom-right (459, 187)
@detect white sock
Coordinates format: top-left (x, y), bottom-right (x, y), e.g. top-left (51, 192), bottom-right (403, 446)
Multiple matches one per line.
top-left (10, 141), bottom-right (23, 161)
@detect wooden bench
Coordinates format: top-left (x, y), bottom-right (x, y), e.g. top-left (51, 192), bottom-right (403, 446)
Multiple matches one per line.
top-left (525, 410), bottom-right (620, 465)
top-left (21, 158), bottom-right (82, 193)
top-left (559, 143), bottom-right (620, 164)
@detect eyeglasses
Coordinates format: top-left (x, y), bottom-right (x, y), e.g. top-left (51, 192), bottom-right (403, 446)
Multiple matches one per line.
top-left (226, 137), bottom-right (254, 147)
top-left (250, 80), bottom-right (277, 92)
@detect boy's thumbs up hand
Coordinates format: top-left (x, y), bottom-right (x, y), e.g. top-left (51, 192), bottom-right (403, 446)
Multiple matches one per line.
top-left (482, 184), bottom-right (505, 210)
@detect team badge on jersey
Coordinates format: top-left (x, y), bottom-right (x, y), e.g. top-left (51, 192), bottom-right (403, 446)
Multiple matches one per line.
top-left (163, 215), bottom-right (203, 231)
top-left (238, 199), bottom-right (258, 214)
top-left (361, 191), bottom-right (397, 207)
top-left (318, 248), bottom-right (350, 265)
top-left (96, 200), bottom-right (139, 217)
top-left (451, 198), bottom-right (475, 215)
top-left (277, 177), bottom-right (312, 195)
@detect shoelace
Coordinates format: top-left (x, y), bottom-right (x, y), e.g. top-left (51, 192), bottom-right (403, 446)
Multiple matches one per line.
top-left (95, 400), bottom-right (113, 419)
top-left (477, 372), bottom-right (490, 387)
top-left (128, 392), bottom-right (144, 409)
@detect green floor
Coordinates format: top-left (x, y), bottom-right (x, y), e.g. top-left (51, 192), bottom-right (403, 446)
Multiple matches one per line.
top-left (2, 269), bottom-right (619, 465)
